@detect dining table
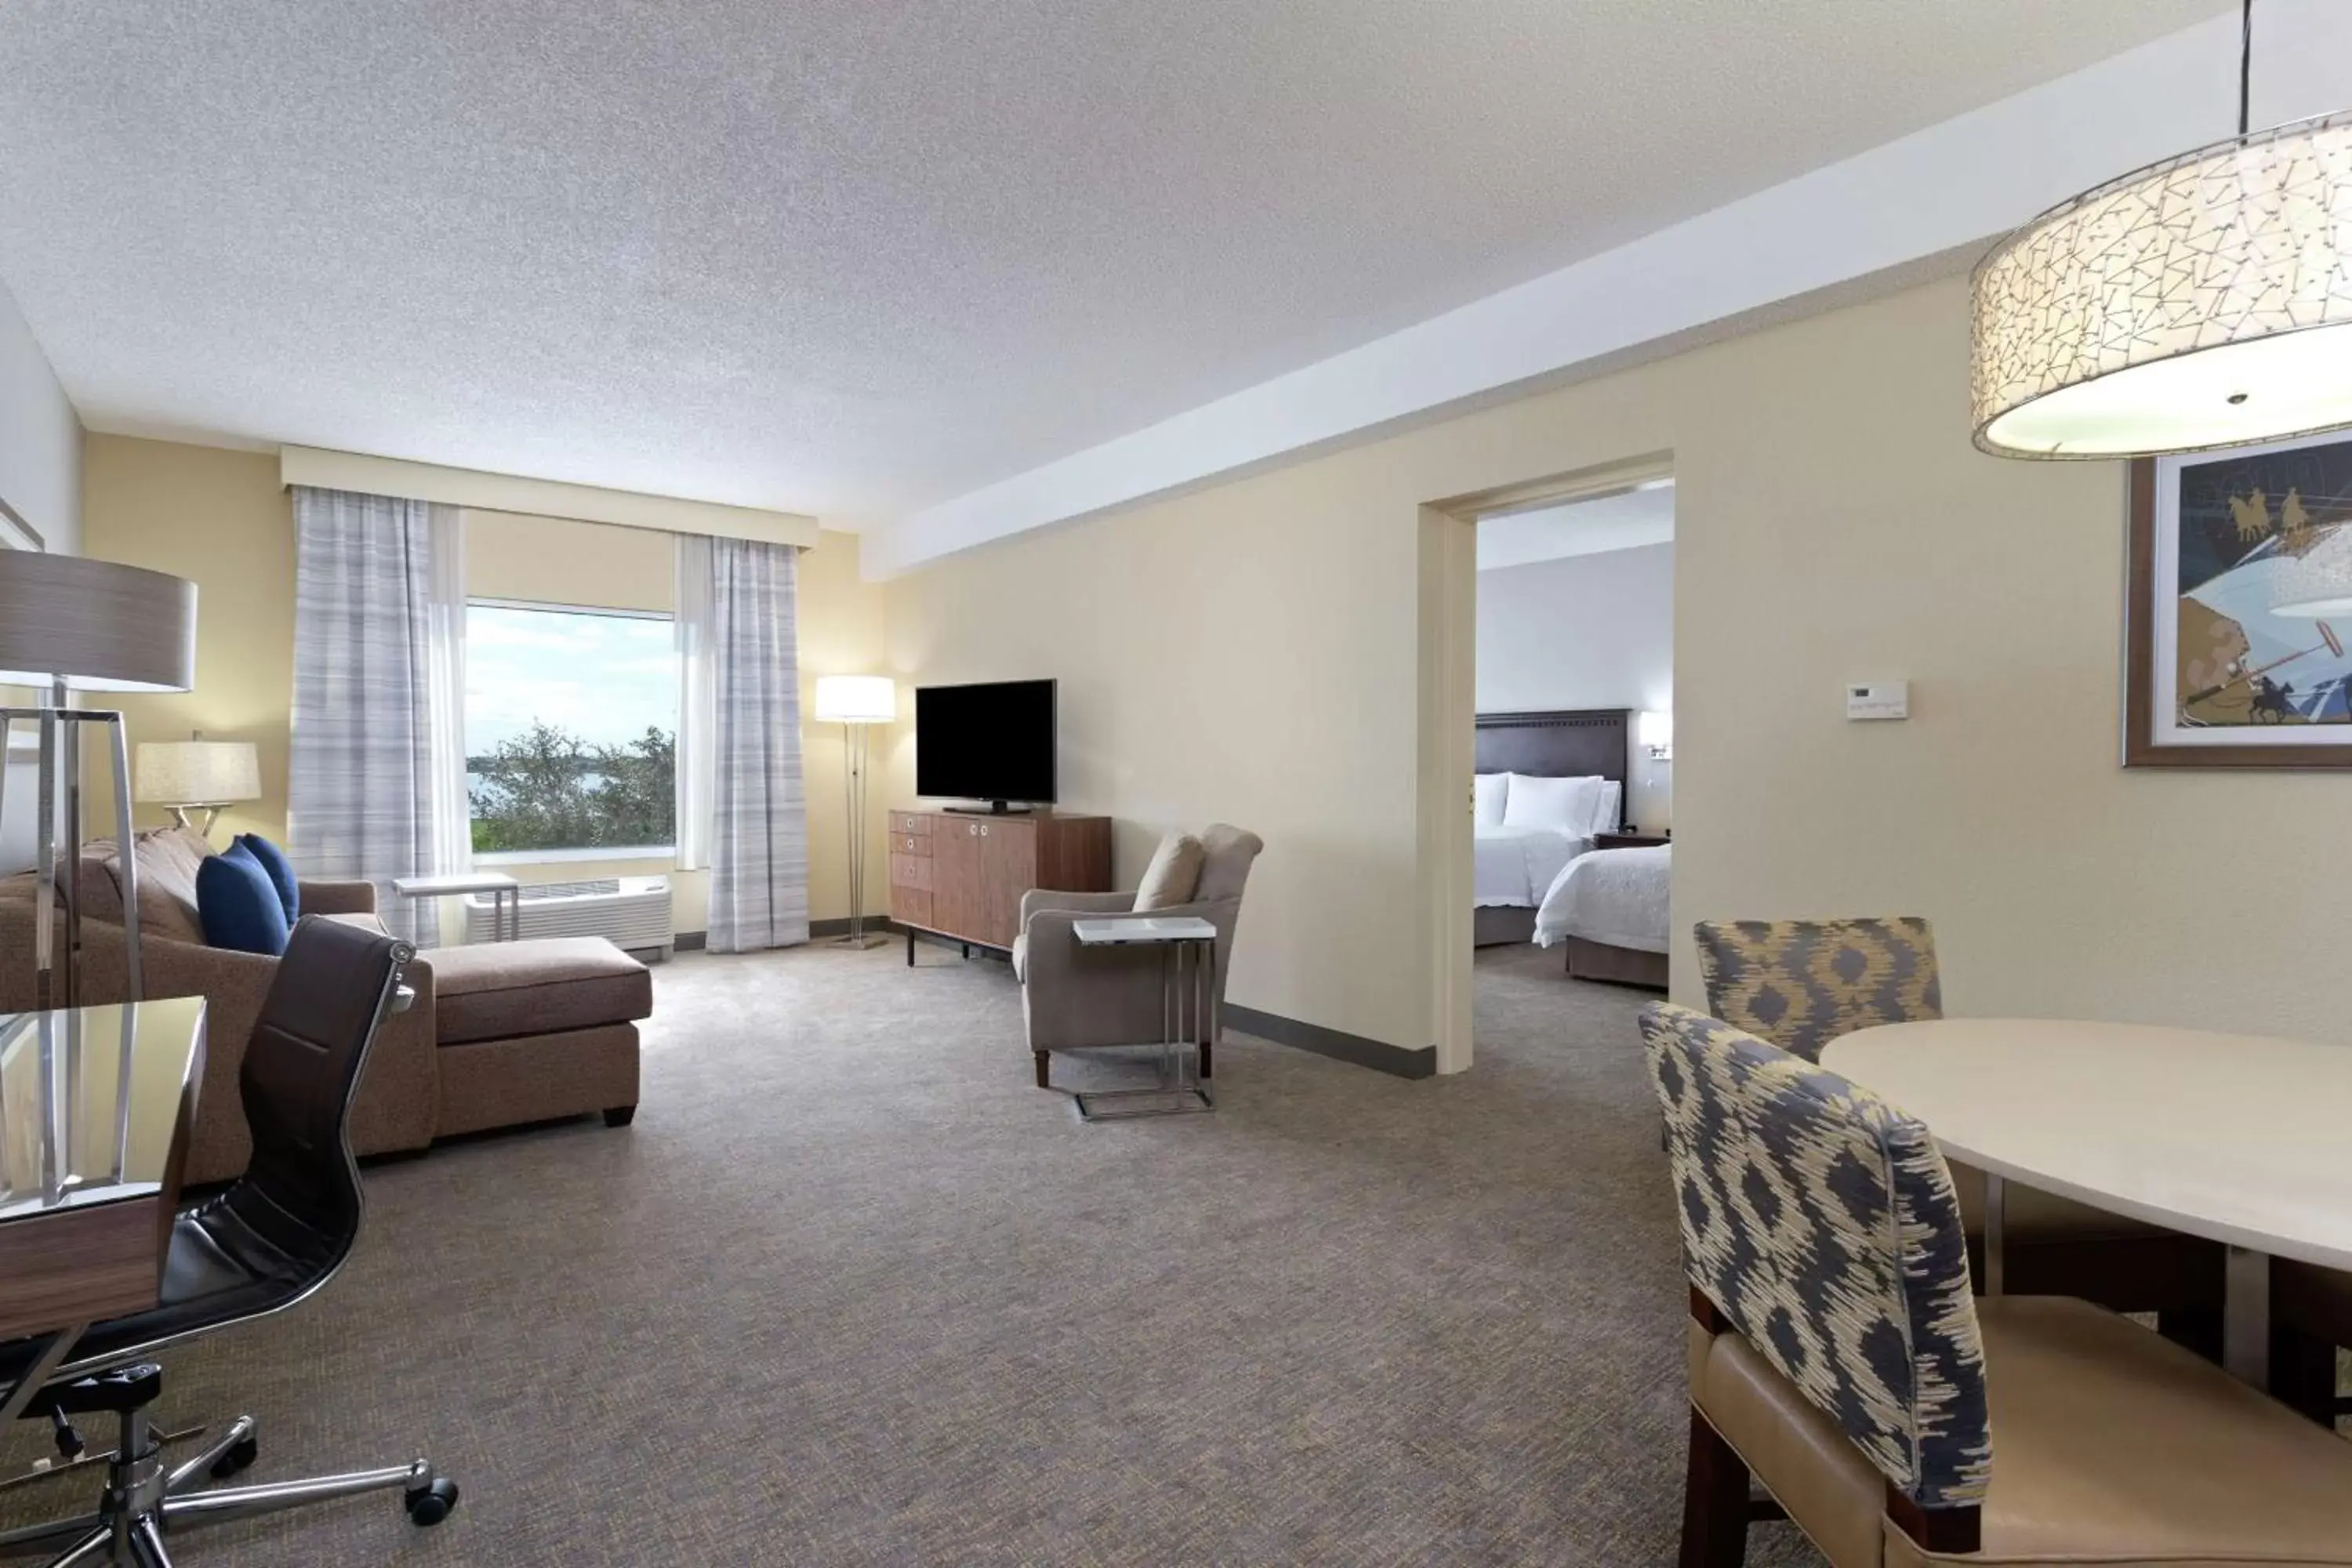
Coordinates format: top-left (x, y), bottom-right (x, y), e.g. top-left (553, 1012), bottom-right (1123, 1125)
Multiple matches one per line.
top-left (0, 998), bottom-right (208, 1424)
top-left (1822, 1016), bottom-right (2352, 1388)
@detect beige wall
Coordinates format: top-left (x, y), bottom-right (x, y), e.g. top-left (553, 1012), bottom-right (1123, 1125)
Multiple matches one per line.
top-left (884, 448), bottom-right (1431, 1047)
top-left (82, 438), bottom-right (292, 848)
top-left (884, 272), bottom-right (2352, 1059)
top-left (79, 434), bottom-right (891, 933)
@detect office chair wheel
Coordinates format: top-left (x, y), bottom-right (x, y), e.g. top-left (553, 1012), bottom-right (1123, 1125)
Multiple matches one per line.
top-left (405, 1476), bottom-right (459, 1526)
top-left (211, 1434), bottom-right (259, 1478)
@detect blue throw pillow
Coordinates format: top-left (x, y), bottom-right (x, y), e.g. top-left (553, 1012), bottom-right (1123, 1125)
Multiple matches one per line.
top-left (234, 833), bottom-right (299, 922)
top-left (197, 844), bottom-right (292, 956)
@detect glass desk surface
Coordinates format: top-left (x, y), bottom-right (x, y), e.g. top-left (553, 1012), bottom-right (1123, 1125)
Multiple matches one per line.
top-left (0, 998), bottom-right (208, 1222)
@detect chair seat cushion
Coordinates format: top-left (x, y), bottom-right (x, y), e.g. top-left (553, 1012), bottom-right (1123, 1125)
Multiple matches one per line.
top-left (1700, 1296), bottom-right (2352, 1567)
top-left (427, 938), bottom-right (652, 1045)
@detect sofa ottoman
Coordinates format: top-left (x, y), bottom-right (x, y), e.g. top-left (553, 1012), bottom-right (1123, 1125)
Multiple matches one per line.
top-left (426, 937), bottom-right (652, 1138)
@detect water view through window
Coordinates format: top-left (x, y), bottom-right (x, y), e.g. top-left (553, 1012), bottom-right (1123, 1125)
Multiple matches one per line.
top-left (465, 602), bottom-right (678, 854)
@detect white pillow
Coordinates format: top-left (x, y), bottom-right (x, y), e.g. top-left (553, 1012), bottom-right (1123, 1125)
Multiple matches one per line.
top-left (1474, 772), bottom-right (1508, 828)
top-left (1503, 773), bottom-right (1602, 836)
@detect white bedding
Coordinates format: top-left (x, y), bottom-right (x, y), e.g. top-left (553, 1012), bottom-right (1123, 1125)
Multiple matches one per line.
top-left (1534, 844), bottom-right (1671, 953)
top-left (1474, 824), bottom-right (1589, 908)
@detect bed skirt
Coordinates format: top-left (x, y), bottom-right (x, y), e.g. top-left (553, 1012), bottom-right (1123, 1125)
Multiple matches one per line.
top-left (1473, 906), bottom-right (1537, 947)
top-left (1564, 936), bottom-right (1668, 990)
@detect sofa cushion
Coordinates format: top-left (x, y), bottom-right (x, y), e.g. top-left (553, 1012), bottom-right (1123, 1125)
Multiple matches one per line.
top-left (1133, 831), bottom-right (1203, 912)
top-left (428, 937), bottom-right (653, 1045)
top-left (195, 845), bottom-right (292, 956)
top-left (233, 833), bottom-right (299, 922)
top-left (83, 827), bottom-right (211, 945)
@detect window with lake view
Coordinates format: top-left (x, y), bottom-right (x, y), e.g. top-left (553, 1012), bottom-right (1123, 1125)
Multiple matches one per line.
top-left (465, 602), bottom-right (678, 855)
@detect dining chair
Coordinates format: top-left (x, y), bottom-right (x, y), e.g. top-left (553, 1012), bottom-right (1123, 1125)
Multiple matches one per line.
top-left (1690, 916), bottom-right (2224, 1348)
top-left (0, 916), bottom-right (459, 1566)
top-left (1642, 1000), bottom-right (2352, 1567)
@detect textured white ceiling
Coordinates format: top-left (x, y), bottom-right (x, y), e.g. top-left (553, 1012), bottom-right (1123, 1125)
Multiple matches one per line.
top-left (1479, 484), bottom-right (1674, 572)
top-left (0, 1), bottom-right (2230, 527)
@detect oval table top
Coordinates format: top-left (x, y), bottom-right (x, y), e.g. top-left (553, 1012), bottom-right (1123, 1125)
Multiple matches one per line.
top-left (1822, 1018), bottom-right (2352, 1274)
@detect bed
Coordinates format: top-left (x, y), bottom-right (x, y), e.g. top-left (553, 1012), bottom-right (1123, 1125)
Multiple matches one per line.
top-left (1534, 842), bottom-right (1670, 989)
top-left (1471, 708), bottom-right (1628, 947)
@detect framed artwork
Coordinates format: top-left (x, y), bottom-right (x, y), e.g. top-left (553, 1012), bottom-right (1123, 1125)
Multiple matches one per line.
top-left (2126, 430), bottom-right (2352, 768)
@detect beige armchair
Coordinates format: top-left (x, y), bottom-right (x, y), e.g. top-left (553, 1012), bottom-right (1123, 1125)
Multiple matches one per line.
top-left (1013, 824), bottom-right (1261, 1089)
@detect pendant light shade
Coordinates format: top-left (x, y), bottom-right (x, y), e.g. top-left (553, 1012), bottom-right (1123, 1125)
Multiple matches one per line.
top-left (1973, 109), bottom-right (2352, 459)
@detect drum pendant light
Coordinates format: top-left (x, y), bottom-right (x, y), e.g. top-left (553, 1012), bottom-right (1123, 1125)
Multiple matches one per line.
top-left (1972, 1), bottom-right (2352, 459)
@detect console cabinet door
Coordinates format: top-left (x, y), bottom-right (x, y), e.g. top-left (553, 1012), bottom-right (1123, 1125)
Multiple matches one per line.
top-left (978, 818), bottom-right (1036, 949)
top-left (934, 819), bottom-right (983, 940)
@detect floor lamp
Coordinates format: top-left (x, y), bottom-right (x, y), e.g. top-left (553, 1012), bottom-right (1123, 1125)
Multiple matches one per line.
top-left (813, 675), bottom-right (896, 950)
top-left (0, 552), bottom-right (199, 1011)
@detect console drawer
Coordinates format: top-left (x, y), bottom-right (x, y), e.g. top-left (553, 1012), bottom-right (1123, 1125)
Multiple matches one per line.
top-left (890, 886), bottom-right (932, 928)
top-left (890, 852), bottom-right (933, 891)
top-left (888, 811), bottom-right (932, 838)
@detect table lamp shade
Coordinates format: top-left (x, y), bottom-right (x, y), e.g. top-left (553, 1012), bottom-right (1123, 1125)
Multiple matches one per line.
top-left (814, 674), bottom-right (897, 724)
top-left (0, 552), bottom-right (197, 691)
top-left (136, 739), bottom-right (261, 805)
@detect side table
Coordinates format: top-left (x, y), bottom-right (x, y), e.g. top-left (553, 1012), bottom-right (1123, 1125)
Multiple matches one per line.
top-left (1066, 916), bottom-right (1218, 1121)
top-left (391, 872), bottom-right (521, 943)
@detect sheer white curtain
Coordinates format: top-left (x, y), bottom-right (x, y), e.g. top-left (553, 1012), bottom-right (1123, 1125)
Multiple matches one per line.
top-left (424, 507), bottom-right (471, 884)
top-left (287, 487), bottom-right (470, 946)
top-left (673, 534), bottom-right (717, 873)
top-left (691, 536), bottom-right (809, 952)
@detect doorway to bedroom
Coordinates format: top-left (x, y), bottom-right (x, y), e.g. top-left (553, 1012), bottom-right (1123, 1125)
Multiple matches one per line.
top-left (1469, 477), bottom-right (1674, 1005)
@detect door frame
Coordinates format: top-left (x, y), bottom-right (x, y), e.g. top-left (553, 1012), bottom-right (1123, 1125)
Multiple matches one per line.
top-left (1417, 452), bottom-right (1675, 1074)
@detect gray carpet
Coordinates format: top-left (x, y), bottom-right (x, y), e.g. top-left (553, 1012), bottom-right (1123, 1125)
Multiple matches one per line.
top-left (0, 940), bottom-right (1820, 1564)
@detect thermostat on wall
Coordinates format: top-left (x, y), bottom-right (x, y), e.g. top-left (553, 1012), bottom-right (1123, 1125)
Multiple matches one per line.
top-left (1846, 681), bottom-right (1909, 721)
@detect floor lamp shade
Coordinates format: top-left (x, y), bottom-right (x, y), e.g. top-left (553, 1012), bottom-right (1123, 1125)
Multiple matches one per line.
top-left (0, 552), bottom-right (198, 691)
top-left (0, 550), bottom-right (198, 1014)
top-left (815, 675), bottom-right (897, 724)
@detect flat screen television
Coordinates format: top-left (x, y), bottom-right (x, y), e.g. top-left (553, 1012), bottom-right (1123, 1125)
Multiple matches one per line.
top-left (914, 679), bottom-right (1057, 811)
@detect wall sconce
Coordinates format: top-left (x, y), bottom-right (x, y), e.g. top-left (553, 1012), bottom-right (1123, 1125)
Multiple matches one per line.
top-left (1638, 710), bottom-right (1674, 762)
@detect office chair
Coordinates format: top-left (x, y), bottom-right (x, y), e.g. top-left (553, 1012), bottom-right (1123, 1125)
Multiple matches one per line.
top-left (0, 916), bottom-right (457, 1566)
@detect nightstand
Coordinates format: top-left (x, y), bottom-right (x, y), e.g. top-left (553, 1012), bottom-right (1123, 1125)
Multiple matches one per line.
top-left (1594, 831), bottom-right (1670, 850)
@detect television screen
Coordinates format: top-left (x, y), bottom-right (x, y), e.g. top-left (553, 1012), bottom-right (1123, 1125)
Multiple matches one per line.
top-left (914, 680), bottom-right (1057, 805)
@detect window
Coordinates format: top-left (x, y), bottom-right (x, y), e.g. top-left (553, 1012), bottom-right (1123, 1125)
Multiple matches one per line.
top-left (464, 601), bottom-right (677, 855)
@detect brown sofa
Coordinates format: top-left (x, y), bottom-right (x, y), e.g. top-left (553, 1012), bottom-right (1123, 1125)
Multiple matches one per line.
top-left (0, 828), bottom-right (650, 1183)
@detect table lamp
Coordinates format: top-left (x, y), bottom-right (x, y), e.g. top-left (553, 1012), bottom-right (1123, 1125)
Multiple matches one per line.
top-left (813, 675), bottom-right (897, 949)
top-left (135, 733), bottom-right (261, 838)
top-left (0, 551), bottom-right (198, 1010)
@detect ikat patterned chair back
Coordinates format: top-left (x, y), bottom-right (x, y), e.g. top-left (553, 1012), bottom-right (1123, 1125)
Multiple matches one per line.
top-left (1691, 917), bottom-right (1942, 1062)
top-left (1640, 1001), bottom-right (1990, 1510)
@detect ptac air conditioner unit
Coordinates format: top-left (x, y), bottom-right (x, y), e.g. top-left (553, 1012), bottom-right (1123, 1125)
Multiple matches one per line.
top-left (463, 875), bottom-right (673, 961)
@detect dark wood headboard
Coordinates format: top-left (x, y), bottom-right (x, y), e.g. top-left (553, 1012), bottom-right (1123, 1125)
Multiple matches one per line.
top-left (1475, 708), bottom-right (1629, 829)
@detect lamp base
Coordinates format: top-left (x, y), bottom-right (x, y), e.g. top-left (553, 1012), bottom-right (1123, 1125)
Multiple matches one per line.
top-left (829, 932), bottom-right (891, 951)
top-left (161, 803), bottom-right (228, 838)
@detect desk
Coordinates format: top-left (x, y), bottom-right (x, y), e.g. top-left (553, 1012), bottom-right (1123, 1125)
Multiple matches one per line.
top-left (1824, 1018), bottom-right (2352, 1385)
top-left (0, 1000), bottom-right (207, 1418)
